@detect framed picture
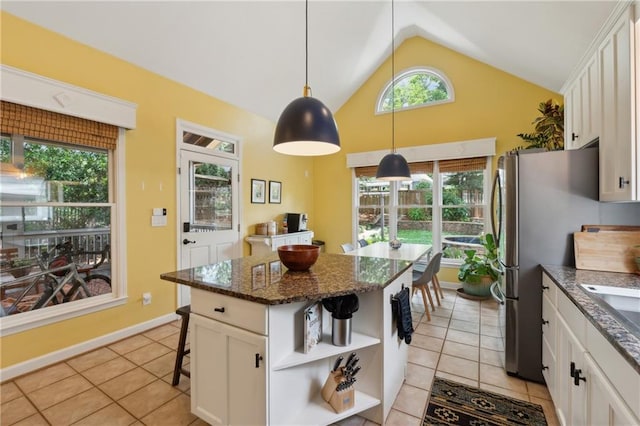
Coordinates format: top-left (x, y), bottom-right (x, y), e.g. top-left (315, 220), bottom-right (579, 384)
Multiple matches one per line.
top-left (269, 180), bottom-right (282, 204)
top-left (251, 179), bottom-right (266, 204)
top-left (303, 302), bottom-right (323, 353)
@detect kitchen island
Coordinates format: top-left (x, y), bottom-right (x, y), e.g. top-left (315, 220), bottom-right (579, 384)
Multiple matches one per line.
top-left (160, 252), bottom-right (416, 425)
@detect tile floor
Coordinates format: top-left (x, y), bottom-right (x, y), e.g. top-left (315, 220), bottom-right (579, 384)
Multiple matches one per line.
top-left (1, 288), bottom-right (559, 426)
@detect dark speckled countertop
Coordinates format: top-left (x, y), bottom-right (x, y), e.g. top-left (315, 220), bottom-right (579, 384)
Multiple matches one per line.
top-left (541, 265), bottom-right (640, 373)
top-left (160, 253), bottom-right (412, 305)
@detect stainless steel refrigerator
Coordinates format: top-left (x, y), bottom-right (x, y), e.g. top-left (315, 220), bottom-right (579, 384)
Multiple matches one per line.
top-left (489, 147), bottom-right (640, 383)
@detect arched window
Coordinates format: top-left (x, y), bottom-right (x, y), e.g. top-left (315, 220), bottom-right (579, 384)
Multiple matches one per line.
top-left (376, 67), bottom-right (454, 113)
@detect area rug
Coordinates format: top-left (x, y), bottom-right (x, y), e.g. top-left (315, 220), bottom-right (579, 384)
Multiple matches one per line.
top-left (423, 377), bottom-right (547, 426)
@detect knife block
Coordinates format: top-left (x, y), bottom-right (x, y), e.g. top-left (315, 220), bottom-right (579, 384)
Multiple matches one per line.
top-left (329, 386), bottom-right (355, 413)
top-left (321, 369), bottom-right (355, 413)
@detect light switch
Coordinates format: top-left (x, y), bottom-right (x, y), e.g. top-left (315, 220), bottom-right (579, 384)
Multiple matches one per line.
top-left (152, 207), bottom-right (166, 216)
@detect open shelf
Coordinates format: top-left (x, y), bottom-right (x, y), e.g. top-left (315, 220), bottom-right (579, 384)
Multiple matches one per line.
top-left (286, 390), bottom-right (380, 426)
top-left (272, 331), bottom-right (380, 371)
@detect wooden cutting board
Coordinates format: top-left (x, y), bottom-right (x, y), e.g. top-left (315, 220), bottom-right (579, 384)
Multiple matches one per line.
top-left (574, 231), bottom-right (640, 273)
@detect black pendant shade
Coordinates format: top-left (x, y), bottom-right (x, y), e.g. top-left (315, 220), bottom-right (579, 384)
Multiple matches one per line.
top-left (376, 152), bottom-right (411, 181)
top-left (272, 0), bottom-right (340, 156)
top-left (273, 95), bottom-right (340, 156)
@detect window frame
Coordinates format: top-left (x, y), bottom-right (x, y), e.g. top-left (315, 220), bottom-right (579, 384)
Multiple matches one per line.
top-left (348, 138), bottom-right (495, 268)
top-left (0, 65), bottom-right (135, 336)
top-left (375, 66), bottom-right (455, 114)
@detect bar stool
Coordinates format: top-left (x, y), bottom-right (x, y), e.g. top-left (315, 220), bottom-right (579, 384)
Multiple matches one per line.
top-left (172, 305), bottom-right (191, 386)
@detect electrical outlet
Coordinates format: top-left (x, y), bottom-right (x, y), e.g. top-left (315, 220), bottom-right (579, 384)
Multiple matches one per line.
top-left (142, 292), bottom-right (152, 305)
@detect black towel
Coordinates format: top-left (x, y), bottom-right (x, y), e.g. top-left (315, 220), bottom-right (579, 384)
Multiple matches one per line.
top-left (392, 287), bottom-right (414, 344)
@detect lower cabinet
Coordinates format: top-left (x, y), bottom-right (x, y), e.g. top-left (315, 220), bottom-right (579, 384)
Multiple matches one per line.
top-left (189, 269), bottom-right (411, 425)
top-left (541, 272), bottom-right (640, 426)
top-left (583, 353), bottom-right (638, 425)
top-left (190, 313), bottom-right (267, 425)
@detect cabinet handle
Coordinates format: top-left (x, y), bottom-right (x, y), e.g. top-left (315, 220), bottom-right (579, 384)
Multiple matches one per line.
top-left (542, 365), bottom-right (549, 371)
top-left (214, 307), bottom-right (225, 313)
top-left (542, 319), bottom-right (549, 325)
top-left (542, 285), bottom-right (549, 291)
top-left (618, 177), bottom-right (630, 188)
top-left (573, 368), bottom-right (586, 386)
top-left (572, 132), bottom-right (579, 141)
top-left (570, 361), bottom-right (576, 377)
top-left (255, 353), bottom-right (263, 368)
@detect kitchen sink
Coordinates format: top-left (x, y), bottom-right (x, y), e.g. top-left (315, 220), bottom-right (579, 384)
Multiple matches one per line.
top-left (581, 284), bottom-right (640, 338)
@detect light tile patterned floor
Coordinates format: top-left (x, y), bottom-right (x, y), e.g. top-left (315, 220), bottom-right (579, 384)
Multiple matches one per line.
top-left (1, 289), bottom-right (559, 425)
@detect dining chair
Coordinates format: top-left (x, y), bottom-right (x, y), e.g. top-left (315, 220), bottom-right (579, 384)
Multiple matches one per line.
top-left (341, 243), bottom-right (355, 253)
top-left (411, 252), bottom-right (443, 320)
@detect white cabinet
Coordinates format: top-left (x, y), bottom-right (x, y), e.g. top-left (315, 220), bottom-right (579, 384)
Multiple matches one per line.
top-left (565, 53), bottom-right (600, 150)
top-left (584, 353), bottom-right (638, 426)
top-left (246, 230), bottom-right (314, 256)
top-left (541, 272), bottom-right (640, 426)
top-left (190, 313), bottom-right (267, 426)
top-left (598, 6), bottom-right (637, 201)
top-left (189, 269), bottom-right (411, 425)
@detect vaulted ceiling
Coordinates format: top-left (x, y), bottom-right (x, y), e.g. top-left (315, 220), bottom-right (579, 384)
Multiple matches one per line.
top-left (1, 1), bottom-right (617, 122)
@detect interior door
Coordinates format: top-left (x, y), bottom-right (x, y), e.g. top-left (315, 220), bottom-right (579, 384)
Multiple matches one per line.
top-left (179, 149), bottom-right (239, 304)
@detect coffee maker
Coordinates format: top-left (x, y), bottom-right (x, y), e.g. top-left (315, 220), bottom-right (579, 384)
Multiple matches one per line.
top-left (286, 213), bottom-right (308, 233)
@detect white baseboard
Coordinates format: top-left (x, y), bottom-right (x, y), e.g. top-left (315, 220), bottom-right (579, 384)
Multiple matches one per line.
top-left (439, 281), bottom-right (461, 290)
top-left (0, 313), bottom-right (178, 382)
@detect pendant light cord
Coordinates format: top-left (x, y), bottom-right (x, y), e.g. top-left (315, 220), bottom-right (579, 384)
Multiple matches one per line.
top-left (304, 0), bottom-right (310, 97)
top-left (391, 0), bottom-right (395, 152)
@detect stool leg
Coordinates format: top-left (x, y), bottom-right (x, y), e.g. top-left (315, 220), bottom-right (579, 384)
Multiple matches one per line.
top-left (172, 313), bottom-right (190, 386)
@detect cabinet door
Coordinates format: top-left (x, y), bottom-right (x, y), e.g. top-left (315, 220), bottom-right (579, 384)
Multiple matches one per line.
top-left (298, 232), bottom-right (312, 245)
top-left (565, 79), bottom-right (582, 150)
top-left (599, 7), bottom-right (636, 201)
top-left (541, 293), bottom-right (557, 400)
top-left (579, 54), bottom-right (600, 146)
top-left (190, 314), bottom-right (267, 425)
top-left (556, 315), bottom-right (587, 426)
top-left (584, 353), bottom-right (639, 426)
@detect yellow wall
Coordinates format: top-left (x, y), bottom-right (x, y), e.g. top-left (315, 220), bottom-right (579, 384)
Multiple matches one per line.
top-left (313, 36), bottom-right (560, 282)
top-left (0, 12), bottom-right (315, 368)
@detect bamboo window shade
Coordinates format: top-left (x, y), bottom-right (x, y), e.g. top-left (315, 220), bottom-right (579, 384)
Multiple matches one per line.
top-left (355, 157), bottom-right (485, 177)
top-left (1, 101), bottom-right (118, 150)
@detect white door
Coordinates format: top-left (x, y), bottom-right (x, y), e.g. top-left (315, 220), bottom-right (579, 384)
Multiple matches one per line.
top-left (179, 149), bottom-right (239, 305)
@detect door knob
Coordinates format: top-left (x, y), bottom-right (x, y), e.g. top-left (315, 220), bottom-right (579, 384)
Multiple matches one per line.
top-left (183, 239), bottom-right (196, 245)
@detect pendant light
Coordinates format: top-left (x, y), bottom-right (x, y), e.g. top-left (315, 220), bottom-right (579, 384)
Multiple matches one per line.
top-left (376, 0), bottom-right (410, 181)
top-left (273, 0), bottom-right (340, 156)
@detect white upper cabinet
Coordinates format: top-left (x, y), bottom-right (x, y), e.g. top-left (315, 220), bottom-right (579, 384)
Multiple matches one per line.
top-left (565, 53), bottom-right (600, 149)
top-left (563, 4), bottom-right (638, 201)
top-left (599, 6), bottom-right (636, 201)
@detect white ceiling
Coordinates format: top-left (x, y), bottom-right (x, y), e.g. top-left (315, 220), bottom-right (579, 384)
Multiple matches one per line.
top-left (1, 1), bottom-right (617, 123)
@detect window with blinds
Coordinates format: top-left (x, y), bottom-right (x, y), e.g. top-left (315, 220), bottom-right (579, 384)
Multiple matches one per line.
top-left (354, 156), bottom-right (488, 262)
top-left (0, 101), bottom-right (116, 317)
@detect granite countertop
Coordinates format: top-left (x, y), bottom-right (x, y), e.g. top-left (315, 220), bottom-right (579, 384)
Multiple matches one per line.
top-left (160, 252), bottom-right (412, 305)
top-left (541, 265), bottom-right (640, 373)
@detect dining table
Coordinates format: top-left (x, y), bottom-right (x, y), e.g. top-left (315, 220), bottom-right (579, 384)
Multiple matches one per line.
top-left (344, 241), bottom-right (432, 263)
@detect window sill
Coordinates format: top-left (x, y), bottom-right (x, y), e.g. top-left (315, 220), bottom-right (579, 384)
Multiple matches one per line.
top-left (0, 295), bottom-right (128, 337)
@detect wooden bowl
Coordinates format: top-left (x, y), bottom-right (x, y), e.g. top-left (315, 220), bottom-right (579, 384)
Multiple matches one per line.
top-left (277, 244), bottom-right (320, 271)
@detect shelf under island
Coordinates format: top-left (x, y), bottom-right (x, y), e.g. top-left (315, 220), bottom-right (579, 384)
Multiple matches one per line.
top-left (160, 252), bottom-right (422, 425)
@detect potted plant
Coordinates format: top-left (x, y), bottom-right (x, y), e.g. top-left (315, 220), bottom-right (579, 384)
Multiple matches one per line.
top-left (8, 258), bottom-right (34, 278)
top-left (517, 99), bottom-right (564, 151)
top-left (457, 233), bottom-right (502, 297)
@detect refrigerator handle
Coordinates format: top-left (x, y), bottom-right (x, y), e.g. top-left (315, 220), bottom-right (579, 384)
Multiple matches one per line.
top-left (490, 169), bottom-right (503, 248)
top-left (490, 281), bottom-right (505, 305)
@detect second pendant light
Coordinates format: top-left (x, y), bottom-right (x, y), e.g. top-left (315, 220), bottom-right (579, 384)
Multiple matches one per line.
top-left (376, 0), bottom-right (410, 181)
